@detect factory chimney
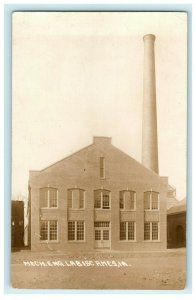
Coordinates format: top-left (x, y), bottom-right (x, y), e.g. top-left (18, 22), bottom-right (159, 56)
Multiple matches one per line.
top-left (142, 34), bottom-right (159, 174)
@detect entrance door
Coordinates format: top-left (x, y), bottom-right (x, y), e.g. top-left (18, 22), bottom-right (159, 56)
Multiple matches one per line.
top-left (94, 222), bottom-right (110, 249)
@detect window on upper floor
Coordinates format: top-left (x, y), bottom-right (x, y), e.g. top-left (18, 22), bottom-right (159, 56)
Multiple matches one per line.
top-left (100, 157), bottom-right (105, 178)
top-left (119, 190), bottom-right (136, 210)
top-left (144, 191), bottom-right (159, 210)
top-left (40, 187), bottom-right (58, 208)
top-left (67, 188), bottom-right (85, 209)
top-left (94, 189), bottom-right (110, 209)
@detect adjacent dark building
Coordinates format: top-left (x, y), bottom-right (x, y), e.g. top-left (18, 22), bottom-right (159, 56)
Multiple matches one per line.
top-left (167, 199), bottom-right (186, 248)
top-left (11, 200), bottom-right (24, 248)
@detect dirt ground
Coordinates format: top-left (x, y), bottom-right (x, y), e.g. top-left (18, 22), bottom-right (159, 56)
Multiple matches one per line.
top-left (11, 248), bottom-right (186, 290)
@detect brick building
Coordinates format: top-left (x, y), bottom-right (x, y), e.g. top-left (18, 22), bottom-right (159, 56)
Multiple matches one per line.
top-left (29, 136), bottom-right (168, 251)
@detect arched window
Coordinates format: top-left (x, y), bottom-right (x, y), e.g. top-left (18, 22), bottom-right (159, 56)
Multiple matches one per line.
top-left (119, 190), bottom-right (136, 210)
top-left (144, 191), bottom-right (159, 210)
top-left (40, 187), bottom-right (58, 208)
top-left (67, 188), bottom-right (85, 209)
top-left (94, 189), bottom-right (110, 209)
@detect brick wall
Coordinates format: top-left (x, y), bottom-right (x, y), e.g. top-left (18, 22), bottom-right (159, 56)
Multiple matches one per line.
top-left (29, 137), bottom-right (168, 251)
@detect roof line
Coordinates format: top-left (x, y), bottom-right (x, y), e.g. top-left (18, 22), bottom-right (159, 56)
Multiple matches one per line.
top-left (38, 143), bottom-right (94, 172)
top-left (111, 144), bottom-right (164, 179)
top-left (167, 211), bottom-right (186, 216)
top-left (30, 139), bottom-right (167, 180)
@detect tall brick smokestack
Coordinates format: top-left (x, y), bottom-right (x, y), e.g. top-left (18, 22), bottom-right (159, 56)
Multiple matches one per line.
top-left (142, 34), bottom-right (159, 174)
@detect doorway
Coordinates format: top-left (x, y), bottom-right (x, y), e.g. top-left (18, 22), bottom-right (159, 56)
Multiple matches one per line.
top-left (94, 221), bottom-right (110, 249)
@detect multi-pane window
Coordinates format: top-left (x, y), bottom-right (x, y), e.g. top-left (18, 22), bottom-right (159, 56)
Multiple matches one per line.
top-left (152, 222), bottom-right (159, 240)
top-left (94, 190), bottom-right (101, 208)
top-left (119, 190), bottom-right (136, 210)
top-left (40, 220), bottom-right (58, 241)
top-left (151, 192), bottom-right (159, 210)
top-left (40, 188), bottom-right (58, 208)
top-left (68, 221), bottom-right (75, 240)
top-left (77, 221), bottom-right (84, 240)
top-left (128, 222), bottom-right (135, 240)
top-left (144, 222), bottom-right (150, 240)
top-left (67, 189), bottom-right (85, 209)
top-left (40, 221), bottom-right (48, 240)
top-left (94, 190), bottom-right (110, 209)
top-left (144, 222), bottom-right (159, 241)
top-left (120, 222), bottom-right (135, 241)
top-left (79, 189), bottom-right (84, 208)
top-left (144, 191), bottom-right (159, 210)
top-left (49, 220), bottom-right (58, 240)
top-left (95, 230), bottom-right (101, 240)
top-left (94, 222), bottom-right (110, 242)
top-left (100, 157), bottom-right (105, 178)
top-left (120, 222), bottom-right (126, 240)
top-left (68, 221), bottom-right (84, 241)
top-left (103, 230), bottom-right (109, 240)
top-left (102, 190), bottom-right (110, 209)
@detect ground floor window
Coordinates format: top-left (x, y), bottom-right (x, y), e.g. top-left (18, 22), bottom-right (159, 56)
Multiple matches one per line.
top-left (144, 222), bottom-right (159, 241)
top-left (68, 221), bottom-right (84, 241)
top-left (120, 221), bottom-right (135, 241)
top-left (40, 220), bottom-right (58, 241)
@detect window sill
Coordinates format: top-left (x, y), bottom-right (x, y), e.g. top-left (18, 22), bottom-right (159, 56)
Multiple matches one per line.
top-left (94, 208), bottom-right (111, 210)
top-left (120, 209), bottom-right (136, 212)
top-left (119, 240), bottom-right (136, 242)
top-left (40, 207), bottom-right (58, 209)
top-left (144, 209), bottom-right (159, 212)
top-left (143, 240), bottom-right (160, 242)
top-left (40, 240), bottom-right (59, 243)
top-left (67, 241), bottom-right (86, 243)
top-left (68, 208), bottom-right (85, 211)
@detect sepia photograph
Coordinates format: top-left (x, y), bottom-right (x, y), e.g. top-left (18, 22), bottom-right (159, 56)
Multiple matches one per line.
top-left (11, 11), bottom-right (187, 290)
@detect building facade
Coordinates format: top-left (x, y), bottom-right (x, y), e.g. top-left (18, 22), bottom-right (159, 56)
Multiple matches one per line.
top-left (29, 137), bottom-right (168, 251)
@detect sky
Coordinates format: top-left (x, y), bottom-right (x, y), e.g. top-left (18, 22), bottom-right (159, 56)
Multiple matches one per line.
top-left (12, 12), bottom-right (187, 200)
